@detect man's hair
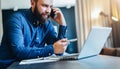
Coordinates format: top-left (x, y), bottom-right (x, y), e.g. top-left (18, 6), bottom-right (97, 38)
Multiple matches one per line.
top-left (31, 0), bottom-right (38, 2)
top-left (34, 0), bottom-right (38, 2)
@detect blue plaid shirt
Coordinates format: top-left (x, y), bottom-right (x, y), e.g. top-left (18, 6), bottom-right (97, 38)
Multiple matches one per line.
top-left (0, 8), bottom-right (67, 66)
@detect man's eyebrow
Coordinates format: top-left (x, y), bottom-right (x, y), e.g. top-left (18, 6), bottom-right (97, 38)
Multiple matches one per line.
top-left (41, 4), bottom-right (53, 7)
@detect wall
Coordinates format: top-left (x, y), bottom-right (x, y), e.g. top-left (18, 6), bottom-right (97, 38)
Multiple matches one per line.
top-left (0, 0), bottom-right (3, 42)
top-left (111, 0), bottom-right (120, 47)
top-left (112, 21), bottom-right (120, 47)
top-left (60, 7), bottom-right (77, 53)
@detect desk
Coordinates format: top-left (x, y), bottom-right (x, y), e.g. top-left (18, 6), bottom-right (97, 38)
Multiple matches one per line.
top-left (7, 55), bottom-right (120, 69)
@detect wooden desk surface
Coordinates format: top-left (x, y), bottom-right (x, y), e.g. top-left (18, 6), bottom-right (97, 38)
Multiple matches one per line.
top-left (7, 55), bottom-right (120, 69)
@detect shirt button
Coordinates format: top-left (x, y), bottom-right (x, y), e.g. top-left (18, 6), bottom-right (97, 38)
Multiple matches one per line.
top-left (49, 53), bottom-right (51, 56)
top-left (33, 22), bottom-right (36, 25)
top-left (36, 37), bottom-right (39, 40)
top-left (37, 56), bottom-right (39, 58)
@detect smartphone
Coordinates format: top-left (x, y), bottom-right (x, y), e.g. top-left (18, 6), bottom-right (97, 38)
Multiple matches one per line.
top-left (50, 9), bottom-right (56, 18)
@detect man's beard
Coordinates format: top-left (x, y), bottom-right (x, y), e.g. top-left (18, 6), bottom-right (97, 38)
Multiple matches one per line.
top-left (33, 5), bottom-right (48, 24)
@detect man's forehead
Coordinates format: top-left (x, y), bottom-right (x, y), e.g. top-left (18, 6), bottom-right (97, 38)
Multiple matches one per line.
top-left (38, 0), bottom-right (53, 3)
top-left (37, 0), bottom-right (53, 6)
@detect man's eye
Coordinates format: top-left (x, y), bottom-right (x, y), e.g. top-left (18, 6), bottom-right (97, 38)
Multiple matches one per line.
top-left (42, 5), bottom-right (48, 7)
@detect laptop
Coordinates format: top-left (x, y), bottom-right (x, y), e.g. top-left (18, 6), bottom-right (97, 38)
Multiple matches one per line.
top-left (52, 26), bottom-right (112, 60)
top-left (19, 26), bottom-right (112, 65)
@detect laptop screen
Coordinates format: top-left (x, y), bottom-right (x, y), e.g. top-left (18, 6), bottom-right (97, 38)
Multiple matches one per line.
top-left (78, 27), bottom-right (112, 59)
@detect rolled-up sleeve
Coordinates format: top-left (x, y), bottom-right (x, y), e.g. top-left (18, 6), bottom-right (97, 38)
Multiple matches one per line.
top-left (45, 23), bottom-right (67, 45)
top-left (58, 25), bottom-right (67, 39)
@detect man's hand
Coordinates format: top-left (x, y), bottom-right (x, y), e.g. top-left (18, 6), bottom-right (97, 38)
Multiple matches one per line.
top-left (50, 8), bottom-right (67, 26)
top-left (53, 38), bottom-right (69, 54)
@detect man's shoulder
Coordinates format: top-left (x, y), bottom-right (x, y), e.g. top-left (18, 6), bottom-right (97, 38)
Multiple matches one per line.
top-left (7, 9), bottom-right (30, 26)
top-left (10, 9), bottom-right (29, 19)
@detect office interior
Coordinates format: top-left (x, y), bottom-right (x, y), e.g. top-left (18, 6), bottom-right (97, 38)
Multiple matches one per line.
top-left (0, 0), bottom-right (120, 54)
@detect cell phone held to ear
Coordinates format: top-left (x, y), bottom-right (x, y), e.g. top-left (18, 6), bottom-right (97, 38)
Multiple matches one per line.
top-left (50, 9), bottom-right (56, 18)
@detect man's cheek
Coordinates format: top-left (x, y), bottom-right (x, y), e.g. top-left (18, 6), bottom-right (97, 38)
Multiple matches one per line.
top-left (41, 7), bottom-right (46, 13)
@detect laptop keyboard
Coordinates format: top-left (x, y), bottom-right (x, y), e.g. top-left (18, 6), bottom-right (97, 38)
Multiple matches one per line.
top-left (60, 53), bottom-right (79, 60)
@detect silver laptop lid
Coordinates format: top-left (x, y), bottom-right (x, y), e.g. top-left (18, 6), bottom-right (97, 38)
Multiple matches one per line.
top-left (78, 27), bottom-right (112, 59)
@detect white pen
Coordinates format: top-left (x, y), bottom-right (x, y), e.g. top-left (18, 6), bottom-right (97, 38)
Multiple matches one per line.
top-left (68, 38), bottom-right (77, 42)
